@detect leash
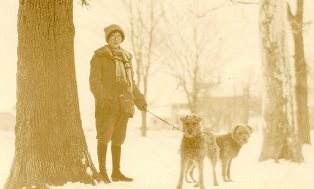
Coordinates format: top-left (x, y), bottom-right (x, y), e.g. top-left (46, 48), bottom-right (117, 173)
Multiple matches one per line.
top-left (146, 109), bottom-right (184, 133)
top-left (146, 109), bottom-right (215, 138)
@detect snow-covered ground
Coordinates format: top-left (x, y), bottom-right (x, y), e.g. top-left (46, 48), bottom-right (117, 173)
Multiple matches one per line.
top-left (1, 129), bottom-right (314, 189)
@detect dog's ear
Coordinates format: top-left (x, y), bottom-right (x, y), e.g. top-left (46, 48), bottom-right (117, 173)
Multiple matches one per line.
top-left (192, 115), bottom-right (202, 122)
top-left (231, 125), bottom-right (241, 140)
top-left (197, 116), bottom-right (202, 122)
top-left (180, 115), bottom-right (188, 122)
top-left (246, 125), bottom-right (253, 134)
top-left (232, 125), bottom-right (240, 134)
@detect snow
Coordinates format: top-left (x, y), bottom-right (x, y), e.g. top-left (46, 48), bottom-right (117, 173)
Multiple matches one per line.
top-left (1, 129), bottom-right (314, 189)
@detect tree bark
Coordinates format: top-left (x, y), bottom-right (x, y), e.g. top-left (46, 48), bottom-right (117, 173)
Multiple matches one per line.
top-left (287, 0), bottom-right (311, 144)
top-left (141, 111), bottom-right (147, 137)
top-left (141, 78), bottom-right (148, 137)
top-left (259, 0), bottom-right (303, 162)
top-left (5, 1), bottom-right (101, 188)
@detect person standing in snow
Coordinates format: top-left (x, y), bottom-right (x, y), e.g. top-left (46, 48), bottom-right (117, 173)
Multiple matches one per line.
top-left (89, 24), bottom-right (147, 183)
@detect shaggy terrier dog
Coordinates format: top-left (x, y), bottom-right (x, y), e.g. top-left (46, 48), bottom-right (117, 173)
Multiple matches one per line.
top-left (215, 125), bottom-right (252, 182)
top-left (185, 124), bottom-right (253, 183)
top-left (177, 115), bottom-right (219, 189)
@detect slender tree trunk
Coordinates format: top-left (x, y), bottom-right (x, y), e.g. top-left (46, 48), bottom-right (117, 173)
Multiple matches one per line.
top-left (242, 86), bottom-right (250, 124)
top-left (141, 79), bottom-right (148, 137)
top-left (259, 0), bottom-right (303, 162)
top-left (5, 1), bottom-right (100, 188)
top-left (141, 112), bottom-right (147, 136)
top-left (287, 0), bottom-right (311, 144)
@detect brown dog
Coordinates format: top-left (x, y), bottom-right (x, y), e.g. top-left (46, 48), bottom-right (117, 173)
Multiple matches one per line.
top-left (177, 115), bottom-right (219, 189)
top-left (185, 124), bottom-right (252, 183)
top-left (215, 124), bottom-right (252, 182)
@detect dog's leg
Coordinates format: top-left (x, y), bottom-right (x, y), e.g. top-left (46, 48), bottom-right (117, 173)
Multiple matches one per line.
top-left (210, 157), bottom-right (219, 186)
top-left (177, 157), bottom-right (186, 189)
top-left (222, 159), bottom-right (232, 182)
top-left (185, 160), bottom-right (197, 183)
top-left (222, 158), bottom-right (229, 182)
top-left (221, 159), bottom-right (226, 181)
top-left (189, 164), bottom-right (197, 183)
top-left (185, 160), bottom-right (193, 183)
top-left (197, 160), bottom-right (205, 189)
top-left (226, 159), bottom-right (233, 181)
top-left (184, 160), bottom-right (191, 183)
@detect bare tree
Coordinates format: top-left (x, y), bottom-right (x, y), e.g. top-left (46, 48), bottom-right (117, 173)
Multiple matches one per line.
top-left (125, 0), bottom-right (164, 136)
top-left (259, 0), bottom-right (303, 162)
top-left (287, 0), bottom-right (311, 144)
top-left (5, 1), bottom-right (101, 188)
top-left (164, 0), bottom-right (223, 114)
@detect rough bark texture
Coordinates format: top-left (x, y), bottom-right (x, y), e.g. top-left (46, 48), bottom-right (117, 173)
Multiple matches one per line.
top-left (259, 0), bottom-right (304, 162)
top-left (287, 0), bottom-right (311, 144)
top-left (5, 1), bottom-right (101, 188)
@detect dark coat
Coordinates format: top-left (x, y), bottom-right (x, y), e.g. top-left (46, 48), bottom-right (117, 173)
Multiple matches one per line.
top-left (89, 45), bottom-right (145, 117)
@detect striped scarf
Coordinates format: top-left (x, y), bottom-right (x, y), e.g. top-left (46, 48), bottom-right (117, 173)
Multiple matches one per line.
top-left (106, 46), bottom-right (133, 93)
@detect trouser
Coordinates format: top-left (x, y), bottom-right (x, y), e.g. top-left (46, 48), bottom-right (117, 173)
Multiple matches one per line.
top-left (96, 109), bottom-right (129, 146)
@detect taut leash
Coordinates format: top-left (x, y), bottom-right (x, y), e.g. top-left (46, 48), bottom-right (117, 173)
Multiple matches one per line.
top-left (146, 110), bottom-right (214, 138)
top-left (146, 110), bottom-right (184, 133)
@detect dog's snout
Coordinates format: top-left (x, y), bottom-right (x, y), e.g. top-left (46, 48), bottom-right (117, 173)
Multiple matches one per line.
top-left (243, 136), bottom-right (249, 143)
top-left (187, 128), bottom-right (193, 134)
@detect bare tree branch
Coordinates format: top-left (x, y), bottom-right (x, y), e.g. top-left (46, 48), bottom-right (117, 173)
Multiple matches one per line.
top-left (287, 2), bottom-right (294, 22)
top-left (164, 0), bottom-right (224, 113)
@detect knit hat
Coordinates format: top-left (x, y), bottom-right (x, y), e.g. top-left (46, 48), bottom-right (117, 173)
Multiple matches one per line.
top-left (104, 24), bottom-right (125, 43)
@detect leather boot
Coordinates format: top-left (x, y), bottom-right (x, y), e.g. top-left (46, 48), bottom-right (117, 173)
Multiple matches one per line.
top-left (111, 145), bottom-right (134, 182)
top-left (97, 141), bottom-right (111, 183)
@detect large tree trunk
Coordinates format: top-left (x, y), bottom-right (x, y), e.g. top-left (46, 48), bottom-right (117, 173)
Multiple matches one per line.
top-left (287, 0), bottom-right (311, 144)
top-left (259, 0), bottom-right (303, 162)
top-left (5, 1), bottom-right (101, 188)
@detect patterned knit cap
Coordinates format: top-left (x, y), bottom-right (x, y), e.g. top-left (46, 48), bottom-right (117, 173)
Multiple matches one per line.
top-left (104, 24), bottom-right (125, 42)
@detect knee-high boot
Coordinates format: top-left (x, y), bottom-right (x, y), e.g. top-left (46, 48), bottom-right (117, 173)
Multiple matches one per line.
top-left (97, 141), bottom-right (111, 183)
top-left (111, 145), bottom-right (134, 182)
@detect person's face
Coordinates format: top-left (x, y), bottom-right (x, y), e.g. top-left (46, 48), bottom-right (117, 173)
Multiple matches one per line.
top-left (108, 31), bottom-right (122, 49)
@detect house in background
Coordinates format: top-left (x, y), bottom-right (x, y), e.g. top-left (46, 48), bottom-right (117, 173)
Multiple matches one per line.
top-left (171, 95), bottom-right (262, 132)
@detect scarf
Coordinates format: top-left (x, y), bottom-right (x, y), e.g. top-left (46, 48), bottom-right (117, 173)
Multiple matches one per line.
top-left (106, 46), bottom-right (133, 93)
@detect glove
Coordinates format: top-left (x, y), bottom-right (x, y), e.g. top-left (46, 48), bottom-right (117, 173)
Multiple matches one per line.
top-left (138, 102), bottom-right (147, 112)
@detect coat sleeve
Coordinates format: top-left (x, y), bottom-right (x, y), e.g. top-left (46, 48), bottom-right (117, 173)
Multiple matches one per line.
top-left (89, 55), bottom-right (112, 104)
top-left (133, 83), bottom-right (146, 108)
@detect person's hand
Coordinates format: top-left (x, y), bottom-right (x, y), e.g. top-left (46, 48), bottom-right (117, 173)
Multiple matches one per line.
top-left (138, 102), bottom-right (147, 112)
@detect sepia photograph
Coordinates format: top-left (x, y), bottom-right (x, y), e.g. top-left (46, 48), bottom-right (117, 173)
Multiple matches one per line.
top-left (0, 0), bottom-right (314, 188)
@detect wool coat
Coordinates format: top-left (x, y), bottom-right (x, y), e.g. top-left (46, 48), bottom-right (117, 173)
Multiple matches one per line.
top-left (89, 45), bottom-right (145, 118)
